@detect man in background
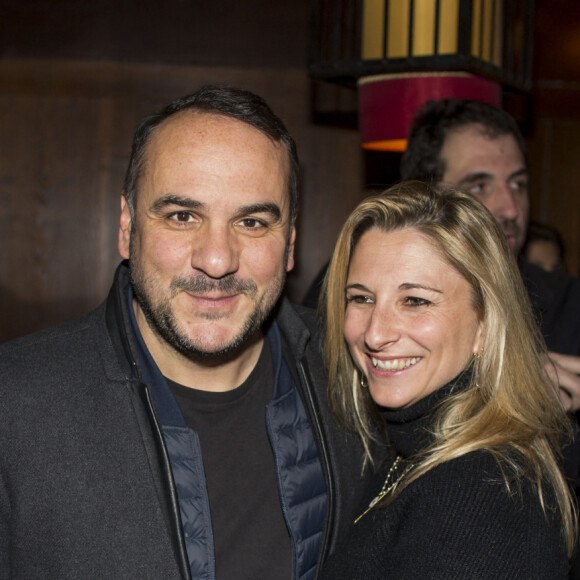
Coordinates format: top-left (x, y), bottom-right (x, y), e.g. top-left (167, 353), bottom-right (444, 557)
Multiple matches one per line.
top-left (0, 86), bottom-right (365, 579)
top-left (401, 98), bottom-right (580, 412)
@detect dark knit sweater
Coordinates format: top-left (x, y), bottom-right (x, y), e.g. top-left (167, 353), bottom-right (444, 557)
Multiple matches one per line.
top-left (320, 374), bottom-right (569, 579)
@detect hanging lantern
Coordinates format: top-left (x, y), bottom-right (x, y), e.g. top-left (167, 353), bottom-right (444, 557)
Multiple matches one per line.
top-left (309, 0), bottom-right (534, 151)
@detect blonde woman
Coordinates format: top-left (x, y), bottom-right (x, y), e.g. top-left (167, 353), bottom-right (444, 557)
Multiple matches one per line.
top-left (319, 182), bottom-right (575, 579)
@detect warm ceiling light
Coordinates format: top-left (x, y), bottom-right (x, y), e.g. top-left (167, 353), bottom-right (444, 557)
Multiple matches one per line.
top-left (359, 71), bottom-right (502, 151)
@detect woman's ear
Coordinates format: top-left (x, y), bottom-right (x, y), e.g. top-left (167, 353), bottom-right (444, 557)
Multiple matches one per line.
top-left (473, 321), bottom-right (485, 355)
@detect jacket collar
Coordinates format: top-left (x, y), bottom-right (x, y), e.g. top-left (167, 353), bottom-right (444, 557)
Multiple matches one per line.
top-left (126, 284), bottom-right (187, 427)
top-left (106, 261), bottom-right (304, 424)
top-left (268, 297), bottom-right (314, 364)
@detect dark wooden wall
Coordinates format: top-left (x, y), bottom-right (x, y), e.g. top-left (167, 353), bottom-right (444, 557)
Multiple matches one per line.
top-left (0, 60), bottom-right (366, 342)
top-left (0, 0), bottom-right (579, 343)
top-left (525, 0), bottom-right (580, 277)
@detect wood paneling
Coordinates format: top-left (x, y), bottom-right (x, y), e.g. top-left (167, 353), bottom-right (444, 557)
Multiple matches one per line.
top-left (1, 0), bottom-right (311, 69)
top-left (0, 59), bottom-right (363, 342)
top-left (527, 117), bottom-right (580, 276)
top-left (2, 1), bottom-right (579, 342)
top-left (526, 0), bottom-right (580, 276)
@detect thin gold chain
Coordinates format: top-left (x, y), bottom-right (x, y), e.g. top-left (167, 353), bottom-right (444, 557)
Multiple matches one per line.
top-left (354, 455), bottom-right (413, 524)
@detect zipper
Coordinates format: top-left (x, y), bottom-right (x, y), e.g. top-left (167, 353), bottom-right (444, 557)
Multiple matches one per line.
top-left (141, 383), bottom-right (193, 580)
top-left (296, 358), bottom-right (334, 574)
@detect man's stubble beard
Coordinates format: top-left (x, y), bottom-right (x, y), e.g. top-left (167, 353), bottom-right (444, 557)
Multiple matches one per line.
top-left (129, 242), bottom-right (288, 366)
top-left (499, 215), bottom-right (527, 256)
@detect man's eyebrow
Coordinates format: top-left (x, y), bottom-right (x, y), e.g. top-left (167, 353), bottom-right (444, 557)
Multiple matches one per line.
top-left (150, 194), bottom-right (204, 213)
top-left (457, 171), bottom-right (493, 185)
top-left (508, 168), bottom-right (529, 181)
top-left (458, 167), bottom-right (528, 186)
top-left (149, 196), bottom-right (283, 220)
top-left (235, 202), bottom-right (282, 221)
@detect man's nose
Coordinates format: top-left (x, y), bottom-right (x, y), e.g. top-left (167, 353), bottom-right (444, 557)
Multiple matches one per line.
top-left (190, 224), bottom-right (239, 279)
top-left (495, 183), bottom-right (520, 221)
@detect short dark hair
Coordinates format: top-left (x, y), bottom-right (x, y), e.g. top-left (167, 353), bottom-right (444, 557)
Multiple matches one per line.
top-left (400, 99), bottom-right (527, 183)
top-left (123, 85), bottom-right (300, 225)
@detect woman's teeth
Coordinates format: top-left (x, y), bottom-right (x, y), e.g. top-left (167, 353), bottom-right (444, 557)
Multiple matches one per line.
top-left (371, 357), bottom-right (420, 371)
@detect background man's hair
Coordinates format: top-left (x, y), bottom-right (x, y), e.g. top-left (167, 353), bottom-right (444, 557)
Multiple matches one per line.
top-left (400, 98), bottom-right (527, 183)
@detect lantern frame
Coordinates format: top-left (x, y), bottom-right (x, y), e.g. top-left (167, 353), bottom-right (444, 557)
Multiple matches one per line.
top-left (309, 0), bottom-right (534, 92)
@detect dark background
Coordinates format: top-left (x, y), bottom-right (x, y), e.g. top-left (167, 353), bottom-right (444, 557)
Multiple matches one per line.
top-left (0, 0), bottom-right (579, 342)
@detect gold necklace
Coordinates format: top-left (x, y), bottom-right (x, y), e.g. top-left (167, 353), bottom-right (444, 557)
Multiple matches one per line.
top-left (354, 455), bottom-right (413, 524)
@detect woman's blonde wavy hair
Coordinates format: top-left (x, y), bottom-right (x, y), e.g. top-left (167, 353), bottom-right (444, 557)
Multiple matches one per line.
top-left (321, 181), bottom-right (576, 555)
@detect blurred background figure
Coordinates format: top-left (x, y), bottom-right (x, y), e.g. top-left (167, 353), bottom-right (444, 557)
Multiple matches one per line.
top-left (524, 222), bottom-right (567, 273)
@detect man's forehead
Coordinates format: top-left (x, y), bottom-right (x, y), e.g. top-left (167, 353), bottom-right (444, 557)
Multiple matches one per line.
top-left (148, 111), bottom-right (277, 154)
top-left (441, 124), bottom-right (525, 176)
top-left (443, 123), bottom-right (499, 148)
top-left (137, 111), bottom-right (292, 215)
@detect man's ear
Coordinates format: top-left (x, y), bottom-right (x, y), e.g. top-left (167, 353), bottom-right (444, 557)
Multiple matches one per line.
top-left (118, 194), bottom-right (132, 259)
top-left (286, 226), bottom-right (296, 272)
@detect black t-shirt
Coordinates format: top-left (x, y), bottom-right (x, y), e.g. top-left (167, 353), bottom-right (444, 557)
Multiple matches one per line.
top-left (167, 340), bottom-right (291, 579)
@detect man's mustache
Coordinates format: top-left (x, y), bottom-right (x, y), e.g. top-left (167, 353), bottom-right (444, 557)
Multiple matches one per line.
top-left (500, 219), bottom-right (521, 237)
top-left (170, 275), bottom-right (258, 297)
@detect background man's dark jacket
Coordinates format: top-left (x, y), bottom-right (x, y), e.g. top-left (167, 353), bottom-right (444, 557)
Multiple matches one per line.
top-left (519, 259), bottom-right (580, 356)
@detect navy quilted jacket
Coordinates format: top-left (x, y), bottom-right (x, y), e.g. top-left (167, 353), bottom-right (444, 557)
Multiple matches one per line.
top-left (129, 286), bottom-right (328, 579)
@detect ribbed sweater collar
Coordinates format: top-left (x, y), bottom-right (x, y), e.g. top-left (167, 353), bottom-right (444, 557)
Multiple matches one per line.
top-left (380, 366), bottom-right (473, 458)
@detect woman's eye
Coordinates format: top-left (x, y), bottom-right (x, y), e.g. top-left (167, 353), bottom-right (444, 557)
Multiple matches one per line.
top-left (346, 294), bottom-right (372, 304)
top-left (405, 296), bottom-right (430, 307)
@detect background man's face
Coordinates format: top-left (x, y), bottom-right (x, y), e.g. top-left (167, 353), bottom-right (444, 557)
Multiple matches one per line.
top-left (118, 111), bottom-right (295, 362)
top-left (440, 124), bottom-right (529, 255)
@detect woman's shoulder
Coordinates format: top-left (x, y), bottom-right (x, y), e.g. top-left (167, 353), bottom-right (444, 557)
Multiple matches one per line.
top-left (329, 448), bottom-right (568, 580)
top-left (368, 449), bottom-right (567, 578)
top-left (396, 449), bottom-right (565, 555)
top-left (407, 449), bottom-right (549, 510)
top-left (420, 447), bottom-right (517, 479)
